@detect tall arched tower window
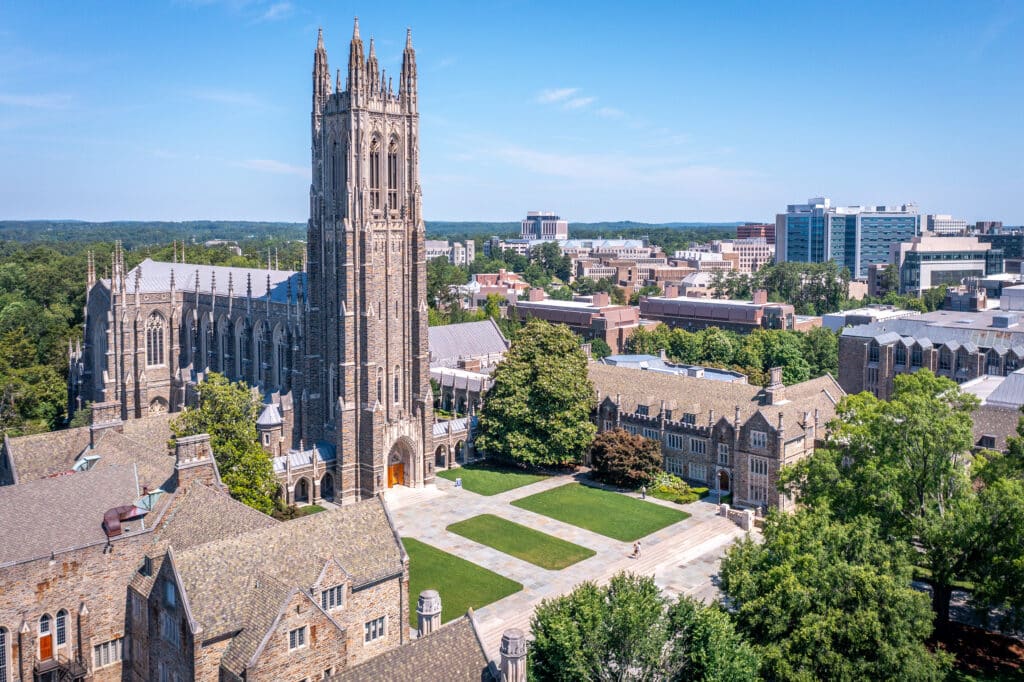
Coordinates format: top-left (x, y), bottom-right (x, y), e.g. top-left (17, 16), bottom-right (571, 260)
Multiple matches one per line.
top-left (146, 313), bottom-right (165, 367)
top-left (376, 367), bottom-right (384, 404)
top-left (387, 137), bottom-right (399, 209)
top-left (369, 137), bottom-right (382, 210)
top-left (0, 626), bottom-right (8, 682)
top-left (393, 365), bottom-right (400, 403)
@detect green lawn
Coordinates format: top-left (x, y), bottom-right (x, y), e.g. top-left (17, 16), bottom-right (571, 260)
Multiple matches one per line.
top-left (436, 461), bottom-right (548, 496)
top-left (447, 514), bottom-right (596, 570)
top-left (402, 537), bottom-right (523, 626)
top-left (512, 483), bottom-right (689, 542)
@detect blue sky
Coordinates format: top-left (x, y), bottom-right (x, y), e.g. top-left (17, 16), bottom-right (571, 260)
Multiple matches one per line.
top-left (1, 1), bottom-right (1021, 223)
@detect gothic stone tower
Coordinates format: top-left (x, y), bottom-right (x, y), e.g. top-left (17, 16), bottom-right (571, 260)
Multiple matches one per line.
top-left (304, 21), bottom-right (434, 503)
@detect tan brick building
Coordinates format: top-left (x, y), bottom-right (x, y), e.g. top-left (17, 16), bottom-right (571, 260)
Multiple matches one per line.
top-left (590, 363), bottom-right (843, 510)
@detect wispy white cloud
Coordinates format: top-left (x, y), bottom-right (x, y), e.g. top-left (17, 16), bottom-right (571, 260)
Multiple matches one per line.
top-left (563, 96), bottom-right (596, 110)
top-left (189, 88), bottom-right (263, 107)
top-left (536, 87), bottom-right (580, 104)
top-left (256, 1), bottom-right (292, 22)
top-left (0, 93), bottom-right (74, 109)
top-left (235, 159), bottom-right (308, 176)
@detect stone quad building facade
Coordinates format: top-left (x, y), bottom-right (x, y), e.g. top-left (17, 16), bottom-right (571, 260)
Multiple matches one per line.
top-left (67, 20), bottom-right (436, 504)
top-left (589, 363), bottom-right (844, 510)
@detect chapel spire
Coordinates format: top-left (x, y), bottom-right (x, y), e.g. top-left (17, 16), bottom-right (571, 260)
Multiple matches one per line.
top-left (401, 26), bottom-right (417, 112)
top-left (348, 17), bottom-right (365, 98)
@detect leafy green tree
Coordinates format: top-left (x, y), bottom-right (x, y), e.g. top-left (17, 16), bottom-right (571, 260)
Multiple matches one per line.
top-left (588, 337), bottom-right (612, 360)
top-left (482, 293), bottom-right (503, 321)
top-left (530, 573), bottom-right (758, 682)
top-left (800, 325), bottom-right (838, 377)
top-left (476, 319), bottom-right (596, 466)
top-left (781, 370), bottom-right (982, 623)
top-left (590, 429), bottom-right (663, 487)
top-left (170, 373), bottom-right (276, 514)
top-left (720, 509), bottom-right (950, 681)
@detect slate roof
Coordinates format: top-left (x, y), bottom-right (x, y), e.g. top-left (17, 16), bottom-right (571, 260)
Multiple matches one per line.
top-left (589, 363), bottom-right (843, 431)
top-left (106, 258), bottom-right (305, 304)
top-left (170, 496), bottom-right (403, 639)
top-left (429, 319), bottom-right (508, 369)
top-left (3, 412), bottom-right (174, 484)
top-left (153, 481), bottom-right (277, 552)
top-left (331, 613), bottom-right (496, 682)
top-left (433, 417), bottom-right (473, 437)
top-left (841, 309), bottom-right (1024, 350)
top-left (971, 405), bottom-right (1022, 451)
top-left (984, 369), bottom-right (1024, 408)
top-left (0, 464), bottom-right (146, 565)
top-left (256, 403), bottom-right (283, 426)
top-left (218, 573), bottom-right (300, 676)
top-left (271, 443), bottom-right (335, 474)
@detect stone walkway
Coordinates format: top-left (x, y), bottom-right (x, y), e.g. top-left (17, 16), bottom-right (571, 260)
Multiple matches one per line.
top-left (385, 473), bottom-right (750, 658)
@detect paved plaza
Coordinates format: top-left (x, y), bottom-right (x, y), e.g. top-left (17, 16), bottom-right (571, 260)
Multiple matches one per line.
top-left (384, 472), bottom-right (751, 658)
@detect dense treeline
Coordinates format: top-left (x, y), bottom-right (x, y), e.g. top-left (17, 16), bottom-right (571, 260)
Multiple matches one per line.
top-left (625, 324), bottom-right (838, 386)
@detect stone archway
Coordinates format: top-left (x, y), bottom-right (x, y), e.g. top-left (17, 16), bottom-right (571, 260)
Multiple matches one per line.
top-left (387, 437), bottom-right (417, 488)
top-left (320, 472), bottom-right (335, 502)
top-left (295, 477), bottom-right (311, 503)
top-left (434, 445), bottom-right (449, 470)
top-left (717, 469), bottom-right (731, 492)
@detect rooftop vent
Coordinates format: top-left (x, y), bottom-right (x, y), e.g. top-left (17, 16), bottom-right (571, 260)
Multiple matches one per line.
top-left (72, 455), bottom-right (100, 472)
top-left (993, 313), bottom-right (1018, 329)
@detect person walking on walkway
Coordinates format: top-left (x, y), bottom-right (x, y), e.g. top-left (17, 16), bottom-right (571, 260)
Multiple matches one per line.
top-left (640, 484), bottom-right (646, 499)
top-left (631, 541), bottom-right (640, 559)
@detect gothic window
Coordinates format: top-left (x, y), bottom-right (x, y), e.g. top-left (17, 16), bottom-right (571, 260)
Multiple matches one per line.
top-left (894, 344), bottom-right (906, 366)
top-left (56, 609), bottom-right (68, 647)
top-left (387, 138), bottom-right (399, 209)
top-left (369, 138), bottom-right (382, 210)
top-left (939, 348), bottom-right (952, 370)
top-left (146, 313), bottom-right (165, 366)
top-left (376, 368), bottom-right (384, 404)
top-left (911, 344), bottom-right (923, 367)
top-left (39, 614), bottom-right (52, 659)
top-left (868, 341), bottom-right (880, 363)
top-left (0, 627), bottom-right (7, 682)
top-left (393, 365), bottom-right (400, 403)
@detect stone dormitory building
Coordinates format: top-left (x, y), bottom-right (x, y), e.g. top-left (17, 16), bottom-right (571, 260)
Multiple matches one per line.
top-left (589, 363), bottom-right (844, 510)
top-left (0, 403), bottom-right (505, 682)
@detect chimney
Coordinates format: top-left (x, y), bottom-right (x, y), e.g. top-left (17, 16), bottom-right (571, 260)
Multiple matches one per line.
top-left (173, 433), bottom-right (223, 491)
top-left (663, 284), bottom-right (679, 298)
top-left (89, 400), bottom-right (124, 447)
top-left (765, 367), bottom-right (785, 405)
top-left (416, 590), bottom-right (441, 638)
top-left (500, 628), bottom-right (528, 682)
top-left (527, 287), bottom-right (546, 302)
top-left (591, 292), bottom-right (610, 307)
top-left (752, 289), bottom-right (768, 305)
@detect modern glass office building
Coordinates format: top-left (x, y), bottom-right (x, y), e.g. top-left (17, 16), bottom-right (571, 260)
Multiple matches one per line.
top-left (776, 197), bottom-right (920, 279)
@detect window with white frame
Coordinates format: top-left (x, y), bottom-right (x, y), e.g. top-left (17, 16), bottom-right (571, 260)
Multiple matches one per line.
top-left (288, 626), bottom-right (307, 651)
top-left (56, 609), bottom-right (68, 647)
top-left (132, 591), bottom-right (144, 623)
top-left (688, 463), bottom-right (707, 483)
top-left (161, 612), bottom-right (181, 648)
top-left (321, 585), bottom-right (344, 611)
top-left (364, 616), bottom-right (386, 643)
top-left (749, 456), bottom-right (769, 503)
top-left (717, 443), bottom-right (730, 465)
top-left (681, 413), bottom-right (697, 426)
top-left (146, 313), bottom-right (166, 367)
top-left (623, 424), bottom-right (639, 435)
top-left (603, 419), bottom-right (613, 432)
top-left (689, 438), bottom-right (707, 455)
top-left (749, 430), bottom-right (767, 449)
top-left (93, 638), bottom-right (123, 669)
top-left (642, 427), bottom-right (660, 440)
top-left (665, 456), bottom-right (684, 476)
top-left (666, 433), bottom-right (684, 450)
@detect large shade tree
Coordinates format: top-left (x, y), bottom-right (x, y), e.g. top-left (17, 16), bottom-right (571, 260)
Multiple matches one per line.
top-left (170, 372), bottom-right (277, 514)
top-left (589, 428), bottom-right (663, 488)
top-left (720, 509), bottom-right (950, 681)
top-left (530, 572), bottom-right (759, 682)
top-left (476, 318), bottom-right (596, 466)
top-left (782, 369), bottom-right (1024, 627)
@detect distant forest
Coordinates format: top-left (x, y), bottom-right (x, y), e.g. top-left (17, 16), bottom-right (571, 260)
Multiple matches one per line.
top-left (0, 219), bottom-right (744, 251)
